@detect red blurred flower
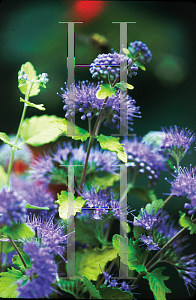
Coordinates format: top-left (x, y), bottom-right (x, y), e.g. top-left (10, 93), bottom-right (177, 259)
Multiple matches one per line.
top-left (72, 1), bottom-right (105, 22)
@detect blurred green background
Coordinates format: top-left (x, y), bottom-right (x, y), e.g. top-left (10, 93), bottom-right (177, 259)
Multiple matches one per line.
top-left (0, 1), bottom-right (196, 298)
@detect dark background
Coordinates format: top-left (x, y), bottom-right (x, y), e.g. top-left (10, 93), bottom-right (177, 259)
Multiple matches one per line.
top-left (0, 1), bottom-right (196, 299)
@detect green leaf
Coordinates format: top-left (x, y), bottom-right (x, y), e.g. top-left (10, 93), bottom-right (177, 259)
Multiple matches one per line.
top-left (25, 203), bottom-right (50, 210)
top-left (97, 134), bottom-right (127, 163)
top-left (50, 118), bottom-right (90, 142)
top-left (0, 238), bottom-right (15, 254)
top-left (133, 225), bottom-right (145, 239)
top-left (74, 245), bottom-right (118, 281)
top-left (115, 81), bottom-right (134, 91)
top-left (0, 267), bottom-right (24, 298)
top-left (55, 192), bottom-right (86, 220)
top-left (0, 165), bottom-right (7, 189)
top-left (96, 84), bottom-right (116, 99)
top-left (12, 248), bottom-right (32, 272)
top-left (179, 211), bottom-right (191, 228)
top-left (143, 267), bottom-right (171, 300)
top-left (20, 115), bottom-right (62, 146)
top-left (98, 287), bottom-right (133, 300)
top-left (135, 61), bottom-right (146, 71)
top-left (20, 97), bottom-right (46, 111)
top-left (57, 278), bottom-right (88, 299)
top-left (85, 172), bottom-right (120, 189)
top-left (151, 199), bottom-right (165, 212)
top-left (82, 276), bottom-right (102, 299)
top-left (0, 132), bottom-right (21, 150)
top-left (112, 234), bottom-right (147, 273)
top-left (18, 62), bottom-right (40, 97)
top-left (128, 187), bottom-right (158, 203)
top-left (75, 218), bottom-right (101, 247)
top-left (2, 223), bottom-right (35, 240)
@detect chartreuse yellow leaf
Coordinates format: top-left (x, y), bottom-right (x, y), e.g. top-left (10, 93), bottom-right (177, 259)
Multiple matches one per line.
top-left (0, 132), bottom-right (21, 150)
top-left (50, 117), bottom-right (90, 142)
top-left (0, 165), bottom-right (7, 189)
top-left (115, 81), bottom-right (134, 91)
top-left (179, 211), bottom-right (196, 234)
top-left (0, 267), bottom-right (24, 298)
top-left (96, 134), bottom-right (127, 163)
top-left (55, 191), bottom-right (86, 220)
top-left (74, 245), bottom-right (118, 281)
top-left (20, 115), bottom-right (62, 146)
top-left (96, 84), bottom-right (116, 99)
top-left (20, 97), bottom-right (46, 111)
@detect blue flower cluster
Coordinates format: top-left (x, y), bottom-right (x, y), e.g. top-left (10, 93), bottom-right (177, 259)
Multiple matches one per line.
top-left (26, 214), bottom-right (70, 258)
top-left (17, 242), bottom-right (57, 298)
top-left (89, 52), bottom-right (138, 81)
top-left (0, 188), bottom-right (27, 226)
top-left (11, 175), bottom-right (58, 215)
top-left (58, 80), bottom-right (141, 130)
top-left (10, 175), bottom-right (57, 216)
top-left (133, 207), bottom-right (159, 231)
top-left (100, 267), bottom-right (136, 293)
top-left (38, 73), bottom-right (49, 84)
top-left (168, 165), bottom-right (196, 214)
top-left (18, 70), bottom-right (28, 81)
top-left (175, 254), bottom-right (196, 296)
top-left (128, 41), bottom-right (152, 64)
top-left (28, 143), bottom-right (119, 188)
top-left (123, 137), bottom-right (167, 186)
top-left (80, 186), bottom-right (133, 222)
top-left (161, 126), bottom-right (195, 152)
top-left (18, 71), bottom-right (49, 85)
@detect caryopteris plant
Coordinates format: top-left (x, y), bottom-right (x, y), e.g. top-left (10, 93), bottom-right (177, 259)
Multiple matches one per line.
top-left (0, 41), bottom-right (196, 299)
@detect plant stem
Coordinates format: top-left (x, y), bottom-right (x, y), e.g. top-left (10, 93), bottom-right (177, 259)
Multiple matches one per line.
top-left (8, 236), bottom-right (27, 269)
top-left (6, 104), bottom-right (27, 187)
top-left (6, 81), bottom-right (34, 187)
top-left (104, 218), bottom-right (114, 244)
top-left (79, 136), bottom-right (94, 191)
top-left (163, 194), bottom-right (173, 206)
